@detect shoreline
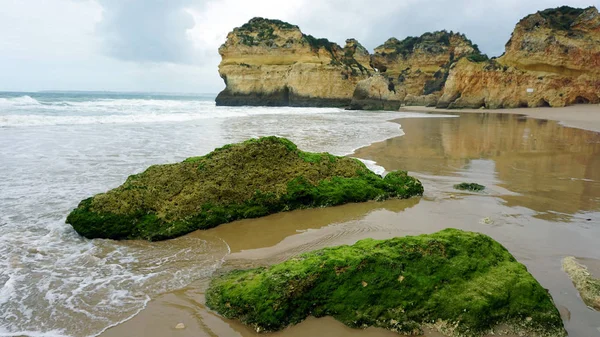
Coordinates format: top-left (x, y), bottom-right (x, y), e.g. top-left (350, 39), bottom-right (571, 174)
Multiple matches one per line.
top-left (399, 104), bottom-right (600, 133)
top-left (99, 109), bottom-right (600, 337)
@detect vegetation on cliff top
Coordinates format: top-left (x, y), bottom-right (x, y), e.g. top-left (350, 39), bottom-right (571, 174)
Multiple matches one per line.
top-left (238, 17), bottom-right (298, 32)
top-left (302, 34), bottom-right (337, 54)
top-left (66, 137), bottom-right (423, 241)
top-left (538, 6), bottom-right (587, 31)
top-left (375, 31), bottom-right (479, 57)
top-left (234, 17), bottom-right (298, 46)
top-left (232, 16), bottom-right (368, 74)
top-left (206, 228), bottom-right (566, 336)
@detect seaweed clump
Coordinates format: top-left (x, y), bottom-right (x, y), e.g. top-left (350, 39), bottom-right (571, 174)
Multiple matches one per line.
top-left (562, 256), bottom-right (600, 310)
top-left (454, 183), bottom-right (486, 192)
top-left (206, 229), bottom-right (566, 336)
top-left (66, 137), bottom-right (423, 241)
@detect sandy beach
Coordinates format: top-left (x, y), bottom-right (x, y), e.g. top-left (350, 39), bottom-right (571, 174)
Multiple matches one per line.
top-left (3, 3), bottom-right (600, 336)
top-left (101, 110), bottom-right (600, 337)
top-left (400, 104), bottom-right (600, 133)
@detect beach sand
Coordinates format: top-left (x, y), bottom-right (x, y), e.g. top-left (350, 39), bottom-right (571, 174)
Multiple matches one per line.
top-left (101, 110), bottom-right (600, 337)
top-left (400, 104), bottom-right (600, 133)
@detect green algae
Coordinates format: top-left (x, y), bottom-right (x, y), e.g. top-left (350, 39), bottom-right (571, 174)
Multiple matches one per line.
top-left (562, 256), bottom-right (600, 311)
top-left (206, 229), bottom-right (566, 337)
top-left (454, 183), bottom-right (485, 192)
top-left (66, 137), bottom-right (423, 241)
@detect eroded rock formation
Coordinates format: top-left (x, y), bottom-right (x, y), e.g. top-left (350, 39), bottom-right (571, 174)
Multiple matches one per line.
top-left (438, 6), bottom-right (600, 108)
top-left (215, 18), bottom-right (371, 107)
top-left (216, 6), bottom-right (600, 110)
top-left (351, 31), bottom-right (482, 110)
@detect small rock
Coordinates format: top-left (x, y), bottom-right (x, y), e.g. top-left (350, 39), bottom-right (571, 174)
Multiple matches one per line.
top-left (362, 281), bottom-right (368, 287)
top-left (526, 317), bottom-right (532, 322)
top-left (175, 323), bottom-right (185, 330)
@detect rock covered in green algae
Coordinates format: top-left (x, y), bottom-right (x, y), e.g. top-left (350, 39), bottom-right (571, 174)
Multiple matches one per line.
top-left (454, 182), bottom-right (485, 192)
top-left (66, 137), bottom-right (423, 241)
top-left (206, 229), bottom-right (566, 337)
top-left (562, 256), bottom-right (600, 311)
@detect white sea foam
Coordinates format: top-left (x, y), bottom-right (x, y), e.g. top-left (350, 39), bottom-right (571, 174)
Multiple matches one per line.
top-left (0, 93), bottom-right (455, 337)
top-left (356, 158), bottom-right (386, 176)
top-left (0, 112), bottom-right (220, 126)
top-left (0, 95), bottom-right (41, 107)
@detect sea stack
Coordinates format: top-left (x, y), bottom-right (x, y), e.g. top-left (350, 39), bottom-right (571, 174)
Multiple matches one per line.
top-left (215, 18), bottom-right (371, 107)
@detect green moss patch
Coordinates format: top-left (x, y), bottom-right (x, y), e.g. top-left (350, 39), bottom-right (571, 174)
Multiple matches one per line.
top-left (66, 137), bottom-right (423, 241)
top-left (206, 229), bottom-right (565, 336)
top-left (454, 183), bottom-right (486, 192)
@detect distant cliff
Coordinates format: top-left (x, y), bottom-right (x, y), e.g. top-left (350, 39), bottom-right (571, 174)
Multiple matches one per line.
top-left (350, 31), bottom-right (482, 110)
top-left (216, 6), bottom-right (600, 110)
top-left (438, 6), bottom-right (600, 109)
top-left (215, 18), bottom-right (371, 107)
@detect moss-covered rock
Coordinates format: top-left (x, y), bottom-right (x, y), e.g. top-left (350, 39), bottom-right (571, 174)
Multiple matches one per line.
top-left (66, 137), bottom-right (423, 241)
top-left (454, 183), bottom-right (485, 192)
top-left (562, 256), bottom-right (600, 310)
top-left (206, 229), bottom-right (566, 337)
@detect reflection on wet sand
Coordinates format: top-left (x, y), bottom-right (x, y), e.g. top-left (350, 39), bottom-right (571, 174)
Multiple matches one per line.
top-left (354, 113), bottom-right (600, 221)
top-left (190, 198), bottom-right (420, 254)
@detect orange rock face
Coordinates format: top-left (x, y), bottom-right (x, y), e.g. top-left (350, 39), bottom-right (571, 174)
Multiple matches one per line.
top-left (439, 6), bottom-right (600, 109)
top-left (216, 7), bottom-right (600, 110)
top-left (215, 18), bottom-right (371, 107)
top-left (350, 31), bottom-right (482, 110)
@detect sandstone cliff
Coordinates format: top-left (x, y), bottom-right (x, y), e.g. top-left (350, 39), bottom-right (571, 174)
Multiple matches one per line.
top-left (438, 6), bottom-right (600, 108)
top-left (216, 6), bottom-right (600, 110)
top-left (215, 18), bottom-right (371, 107)
top-left (350, 31), bottom-right (482, 110)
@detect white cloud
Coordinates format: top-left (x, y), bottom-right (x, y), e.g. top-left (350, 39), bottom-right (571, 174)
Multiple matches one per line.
top-left (0, 0), bottom-right (596, 92)
top-left (187, 0), bottom-right (305, 53)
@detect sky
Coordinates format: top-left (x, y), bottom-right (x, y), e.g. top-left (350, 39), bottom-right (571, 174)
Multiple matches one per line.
top-left (0, 0), bottom-right (596, 93)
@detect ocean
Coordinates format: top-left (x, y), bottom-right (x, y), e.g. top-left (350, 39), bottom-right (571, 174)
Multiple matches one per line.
top-left (0, 91), bottom-right (453, 337)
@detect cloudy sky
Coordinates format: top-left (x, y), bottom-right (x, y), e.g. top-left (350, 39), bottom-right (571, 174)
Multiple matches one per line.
top-left (0, 0), bottom-right (595, 93)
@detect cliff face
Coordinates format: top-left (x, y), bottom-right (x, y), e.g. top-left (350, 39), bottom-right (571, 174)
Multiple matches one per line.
top-left (217, 6), bottom-right (599, 110)
top-left (350, 31), bottom-right (482, 110)
top-left (439, 6), bottom-right (600, 109)
top-left (215, 18), bottom-right (371, 107)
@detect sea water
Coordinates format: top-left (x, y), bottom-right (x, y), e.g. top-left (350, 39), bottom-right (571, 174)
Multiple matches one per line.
top-left (0, 92), bottom-right (453, 337)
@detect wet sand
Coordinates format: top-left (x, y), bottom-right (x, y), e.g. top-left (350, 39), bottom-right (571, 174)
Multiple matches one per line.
top-left (400, 104), bottom-right (600, 133)
top-left (101, 113), bottom-right (600, 337)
